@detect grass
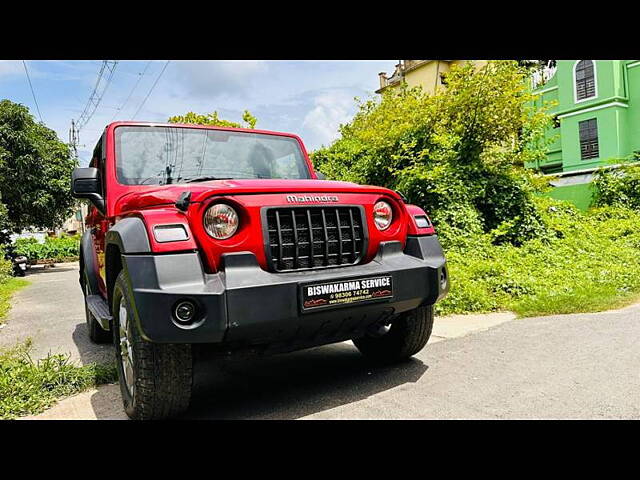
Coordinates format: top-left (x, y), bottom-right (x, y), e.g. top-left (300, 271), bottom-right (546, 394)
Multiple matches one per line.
top-left (0, 274), bottom-right (115, 419)
top-left (511, 286), bottom-right (640, 318)
top-left (0, 277), bottom-right (29, 325)
top-left (0, 339), bottom-right (117, 419)
top-left (436, 202), bottom-right (640, 318)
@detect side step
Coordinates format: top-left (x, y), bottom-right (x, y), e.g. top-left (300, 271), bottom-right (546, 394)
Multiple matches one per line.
top-left (87, 294), bottom-right (113, 330)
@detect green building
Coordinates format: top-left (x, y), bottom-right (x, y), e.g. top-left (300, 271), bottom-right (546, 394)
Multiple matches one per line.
top-left (527, 60), bottom-right (640, 209)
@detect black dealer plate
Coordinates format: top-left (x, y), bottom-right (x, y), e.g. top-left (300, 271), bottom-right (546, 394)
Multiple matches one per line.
top-left (301, 275), bottom-right (393, 311)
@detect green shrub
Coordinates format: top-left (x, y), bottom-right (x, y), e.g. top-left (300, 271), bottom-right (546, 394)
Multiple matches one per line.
top-left (14, 234), bottom-right (80, 262)
top-left (311, 61), bottom-right (640, 318)
top-left (0, 340), bottom-right (117, 419)
top-left (592, 161), bottom-right (640, 209)
top-left (312, 61), bottom-right (554, 249)
top-left (437, 199), bottom-right (640, 317)
top-left (0, 247), bottom-right (13, 283)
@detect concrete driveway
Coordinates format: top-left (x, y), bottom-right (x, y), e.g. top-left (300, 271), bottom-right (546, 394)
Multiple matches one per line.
top-left (5, 263), bottom-right (640, 420)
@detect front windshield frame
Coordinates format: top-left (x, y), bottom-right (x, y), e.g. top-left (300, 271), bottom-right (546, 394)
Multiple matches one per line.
top-left (113, 125), bottom-right (312, 186)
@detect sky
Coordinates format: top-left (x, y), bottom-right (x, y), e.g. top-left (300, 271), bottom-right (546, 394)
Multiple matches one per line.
top-left (0, 60), bottom-right (394, 165)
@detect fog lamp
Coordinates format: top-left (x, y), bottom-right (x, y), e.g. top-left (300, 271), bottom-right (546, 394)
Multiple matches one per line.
top-left (174, 300), bottom-right (196, 324)
top-left (440, 268), bottom-right (448, 290)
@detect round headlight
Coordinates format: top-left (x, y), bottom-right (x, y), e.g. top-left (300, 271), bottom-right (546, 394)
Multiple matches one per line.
top-left (373, 201), bottom-right (393, 230)
top-left (204, 203), bottom-right (239, 239)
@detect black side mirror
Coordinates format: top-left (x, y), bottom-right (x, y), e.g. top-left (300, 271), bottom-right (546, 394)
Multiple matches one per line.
top-left (316, 172), bottom-right (327, 180)
top-left (71, 167), bottom-right (105, 214)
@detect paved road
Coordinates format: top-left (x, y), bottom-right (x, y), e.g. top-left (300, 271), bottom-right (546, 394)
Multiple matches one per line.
top-left (0, 262), bottom-right (112, 365)
top-left (6, 263), bottom-right (640, 419)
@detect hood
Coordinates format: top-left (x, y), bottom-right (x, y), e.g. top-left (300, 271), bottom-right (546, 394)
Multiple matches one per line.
top-left (116, 179), bottom-right (400, 212)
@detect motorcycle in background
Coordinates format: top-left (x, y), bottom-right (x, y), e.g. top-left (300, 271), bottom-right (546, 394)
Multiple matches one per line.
top-left (4, 245), bottom-right (28, 277)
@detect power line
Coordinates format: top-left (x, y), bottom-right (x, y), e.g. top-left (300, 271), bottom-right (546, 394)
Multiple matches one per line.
top-left (70, 60), bottom-right (118, 159)
top-left (22, 60), bottom-right (43, 123)
top-left (132, 60), bottom-right (170, 120)
top-left (75, 60), bottom-right (119, 132)
top-left (109, 60), bottom-right (152, 122)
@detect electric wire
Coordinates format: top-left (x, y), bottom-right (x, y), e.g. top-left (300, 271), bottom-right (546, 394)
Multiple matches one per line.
top-left (109, 60), bottom-right (152, 122)
top-left (22, 60), bottom-right (44, 123)
top-left (76, 61), bottom-right (119, 132)
top-left (131, 60), bottom-right (170, 119)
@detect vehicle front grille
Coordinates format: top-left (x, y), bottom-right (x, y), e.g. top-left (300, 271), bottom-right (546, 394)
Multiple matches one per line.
top-left (265, 206), bottom-right (366, 272)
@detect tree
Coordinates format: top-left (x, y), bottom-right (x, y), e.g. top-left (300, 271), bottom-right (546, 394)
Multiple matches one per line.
top-left (0, 100), bottom-right (77, 241)
top-left (517, 60), bottom-right (557, 70)
top-left (168, 110), bottom-right (258, 129)
top-left (311, 61), bottom-right (554, 247)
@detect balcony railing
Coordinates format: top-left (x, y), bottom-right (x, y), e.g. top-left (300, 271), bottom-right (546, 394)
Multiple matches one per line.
top-left (378, 60), bottom-right (433, 91)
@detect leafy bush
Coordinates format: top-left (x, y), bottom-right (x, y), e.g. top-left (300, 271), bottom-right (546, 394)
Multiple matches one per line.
top-left (0, 340), bottom-right (117, 419)
top-left (14, 234), bottom-right (80, 262)
top-left (312, 61), bottom-right (554, 249)
top-left (0, 246), bottom-right (13, 283)
top-left (312, 61), bottom-right (640, 317)
top-left (592, 161), bottom-right (640, 209)
top-left (168, 110), bottom-right (258, 129)
top-left (438, 198), bottom-right (640, 317)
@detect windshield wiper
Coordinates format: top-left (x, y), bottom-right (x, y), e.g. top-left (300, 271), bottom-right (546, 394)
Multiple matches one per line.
top-left (183, 176), bottom-right (234, 183)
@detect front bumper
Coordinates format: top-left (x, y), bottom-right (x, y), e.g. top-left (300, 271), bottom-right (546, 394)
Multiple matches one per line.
top-left (122, 235), bottom-right (448, 350)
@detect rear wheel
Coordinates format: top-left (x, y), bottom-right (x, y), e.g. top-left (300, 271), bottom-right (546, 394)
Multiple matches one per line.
top-left (353, 305), bottom-right (434, 363)
top-left (112, 271), bottom-right (193, 420)
top-left (83, 276), bottom-right (111, 344)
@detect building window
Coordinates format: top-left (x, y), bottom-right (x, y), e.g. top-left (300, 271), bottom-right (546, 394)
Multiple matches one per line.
top-left (579, 118), bottom-right (599, 160)
top-left (575, 60), bottom-right (596, 101)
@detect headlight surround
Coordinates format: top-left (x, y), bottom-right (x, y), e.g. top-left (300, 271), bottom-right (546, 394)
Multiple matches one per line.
top-left (373, 200), bottom-right (393, 230)
top-left (203, 203), bottom-right (239, 239)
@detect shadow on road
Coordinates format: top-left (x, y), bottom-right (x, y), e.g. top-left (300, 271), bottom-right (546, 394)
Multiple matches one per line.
top-left (77, 324), bottom-right (427, 419)
top-left (183, 342), bottom-right (429, 419)
top-left (24, 263), bottom-right (78, 277)
top-left (71, 322), bottom-right (114, 366)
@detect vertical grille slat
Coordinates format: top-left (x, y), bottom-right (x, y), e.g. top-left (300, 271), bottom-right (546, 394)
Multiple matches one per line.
top-left (275, 210), bottom-right (284, 269)
top-left (291, 210), bottom-right (299, 269)
top-left (348, 209), bottom-right (357, 263)
top-left (306, 209), bottom-right (315, 268)
top-left (266, 206), bottom-right (365, 272)
top-left (321, 209), bottom-right (330, 266)
top-left (335, 209), bottom-right (343, 264)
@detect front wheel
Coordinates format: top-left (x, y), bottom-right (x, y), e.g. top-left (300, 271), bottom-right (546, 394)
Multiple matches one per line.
top-left (353, 305), bottom-right (434, 363)
top-left (112, 271), bottom-right (193, 420)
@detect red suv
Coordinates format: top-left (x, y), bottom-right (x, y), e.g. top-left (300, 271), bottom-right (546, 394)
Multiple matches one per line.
top-left (71, 122), bottom-right (448, 419)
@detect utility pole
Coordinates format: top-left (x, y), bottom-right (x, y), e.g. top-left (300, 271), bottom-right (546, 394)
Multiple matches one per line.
top-left (69, 118), bottom-right (85, 235)
top-left (69, 119), bottom-right (79, 160)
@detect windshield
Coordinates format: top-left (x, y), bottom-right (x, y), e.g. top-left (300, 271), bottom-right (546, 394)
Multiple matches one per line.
top-left (114, 126), bottom-right (311, 185)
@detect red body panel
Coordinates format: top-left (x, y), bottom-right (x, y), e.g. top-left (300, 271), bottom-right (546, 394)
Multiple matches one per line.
top-left (87, 122), bottom-right (435, 277)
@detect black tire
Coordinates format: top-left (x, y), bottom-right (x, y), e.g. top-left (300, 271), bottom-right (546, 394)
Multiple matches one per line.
top-left (82, 274), bottom-right (112, 344)
top-left (112, 271), bottom-right (193, 420)
top-left (353, 305), bottom-right (434, 363)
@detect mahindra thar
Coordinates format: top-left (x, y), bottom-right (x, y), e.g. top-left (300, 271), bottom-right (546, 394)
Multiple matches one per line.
top-left (71, 122), bottom-right (448, 420)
